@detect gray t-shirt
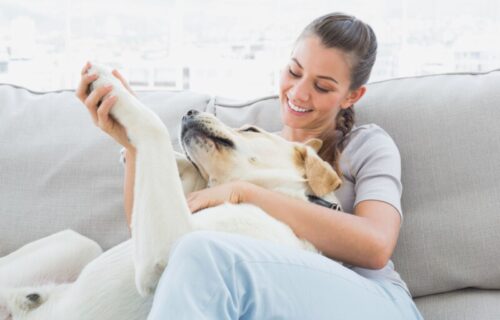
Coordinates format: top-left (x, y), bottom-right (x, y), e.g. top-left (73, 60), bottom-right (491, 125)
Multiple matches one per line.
top-left (336, 123), bottom-right (410, 294)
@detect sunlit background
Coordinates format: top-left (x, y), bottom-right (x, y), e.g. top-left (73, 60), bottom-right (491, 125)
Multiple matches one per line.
top-left (1, 0), bottom-right (499, 98)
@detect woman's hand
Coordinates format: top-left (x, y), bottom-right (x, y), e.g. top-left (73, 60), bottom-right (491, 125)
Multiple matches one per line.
top-left (187, 181), bottom-right (254, 213)
top-left (75, 62), bottom-right (136, 150)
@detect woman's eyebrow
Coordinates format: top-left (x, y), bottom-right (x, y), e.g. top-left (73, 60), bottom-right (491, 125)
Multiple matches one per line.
top-left (318, 75), bottom-right (339, 84)
top-left (292, 58), bottom-right (339, 84)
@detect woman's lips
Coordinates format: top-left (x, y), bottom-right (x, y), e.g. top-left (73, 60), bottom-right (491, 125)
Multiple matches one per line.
top-left (287, 100), bottom-right (313, 115)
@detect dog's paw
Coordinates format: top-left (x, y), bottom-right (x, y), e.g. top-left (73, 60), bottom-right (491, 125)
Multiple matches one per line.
top-left (0, 287), bottom-right (48, 319)
top-left (135, 259), bottom-right (168, 297)
top-left (17, 292), bottom-right (43, 311)
top-left (87, 63), bottom-right (168, 144)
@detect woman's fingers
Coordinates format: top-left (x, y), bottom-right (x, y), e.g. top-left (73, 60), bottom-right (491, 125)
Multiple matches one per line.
top-left (84, 85), bottom-right (113, 124)
top-left (80, 61), bottom-right (91, 75)
top-left (76, 73), bottom-right (98, 101)
top-left (76, 62), bottom-right (95, 101)
top-left (96, 95), bottom-right (132, 148)
top-left (97, 95), bottom-right (118, 129)
top-left (76, 62), bottom-right (131, 147)
top-left (77, 63), bottom-right (135, 103)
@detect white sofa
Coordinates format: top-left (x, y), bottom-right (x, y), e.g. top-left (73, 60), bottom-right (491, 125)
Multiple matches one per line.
top-left (1, 69), bottom-right (500, 319)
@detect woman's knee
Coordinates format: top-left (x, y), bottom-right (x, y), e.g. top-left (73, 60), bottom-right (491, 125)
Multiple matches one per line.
top-left (169, 231), bottom-right (236, 268)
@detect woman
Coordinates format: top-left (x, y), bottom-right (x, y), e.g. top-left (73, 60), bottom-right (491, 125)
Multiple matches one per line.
top-left (77, 12), bottom-right (423, 319)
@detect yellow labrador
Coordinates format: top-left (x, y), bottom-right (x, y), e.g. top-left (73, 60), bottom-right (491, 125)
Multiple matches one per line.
top-left (0, 65), bottom-right (341, 320)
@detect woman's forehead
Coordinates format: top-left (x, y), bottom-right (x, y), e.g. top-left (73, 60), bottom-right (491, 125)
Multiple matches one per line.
top-left (291, 36), bottom-right (351, 85)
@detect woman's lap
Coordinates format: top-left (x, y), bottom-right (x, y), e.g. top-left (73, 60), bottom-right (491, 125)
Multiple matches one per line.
top-left (148, 231), bottom-right (422, 320)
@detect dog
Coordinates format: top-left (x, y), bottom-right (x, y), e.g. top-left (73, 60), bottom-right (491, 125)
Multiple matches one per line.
top-left (0, 64), bottom-right (342, 320)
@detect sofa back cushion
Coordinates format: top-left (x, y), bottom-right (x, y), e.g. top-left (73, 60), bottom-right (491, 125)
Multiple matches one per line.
top-left (356, 71), bottom-right (500, 297)
top-left (213, 70), bottom-right (500, 298)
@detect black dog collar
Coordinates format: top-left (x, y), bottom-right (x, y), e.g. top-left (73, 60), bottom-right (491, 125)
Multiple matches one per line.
top-left (307, 195), bottom-right (341, 211)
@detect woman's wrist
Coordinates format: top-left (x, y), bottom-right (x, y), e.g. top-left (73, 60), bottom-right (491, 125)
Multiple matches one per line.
top-left (238, 181), bottom-right (261, 204)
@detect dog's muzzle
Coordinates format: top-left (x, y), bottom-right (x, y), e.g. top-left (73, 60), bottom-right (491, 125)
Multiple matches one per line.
top-left (181, 110), bottom-right (235, 149)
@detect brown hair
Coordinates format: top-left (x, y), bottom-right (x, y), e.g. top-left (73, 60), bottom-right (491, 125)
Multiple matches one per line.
top-left (298, 13), bottom-right (377, 174)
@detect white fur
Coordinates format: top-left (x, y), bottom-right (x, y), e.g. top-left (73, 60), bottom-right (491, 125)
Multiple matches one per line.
top-left (0, 64), bottom-right (339, 320)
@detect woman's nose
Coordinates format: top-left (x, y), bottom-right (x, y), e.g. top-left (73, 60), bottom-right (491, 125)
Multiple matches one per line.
top-left (289, 79), bottom-right (310, 102)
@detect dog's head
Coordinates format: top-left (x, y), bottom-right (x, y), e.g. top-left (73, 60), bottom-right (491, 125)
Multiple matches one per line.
top-left (180, 110), bottom-right (341, 199)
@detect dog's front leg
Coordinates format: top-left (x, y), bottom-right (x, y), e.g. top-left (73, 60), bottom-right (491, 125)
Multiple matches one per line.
top-left (132, 139), bottom-right (194, 296)
top-left (88, 65), bottom-right (194, 296)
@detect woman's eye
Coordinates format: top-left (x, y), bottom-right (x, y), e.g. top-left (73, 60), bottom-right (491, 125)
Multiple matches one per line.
top-left (288, 68), bottom-right (300, 78)
top-left (315, 85), bottom-right (330, 93)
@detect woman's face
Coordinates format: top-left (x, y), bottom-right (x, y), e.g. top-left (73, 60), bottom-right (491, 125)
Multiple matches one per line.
top-left (279, 36), bottom-right (362, 135)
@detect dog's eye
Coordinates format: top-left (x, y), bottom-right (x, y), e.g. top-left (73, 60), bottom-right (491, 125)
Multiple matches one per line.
top-left (241, 126), bottom-right (260, 133)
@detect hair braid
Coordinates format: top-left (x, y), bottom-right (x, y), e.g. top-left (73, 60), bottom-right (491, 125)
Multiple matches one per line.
top-left (317, 107), bottom-right (355, 176)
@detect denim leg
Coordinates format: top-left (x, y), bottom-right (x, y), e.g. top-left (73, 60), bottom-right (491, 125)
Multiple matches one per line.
top-left (147, 231), bottom-right (423, 320)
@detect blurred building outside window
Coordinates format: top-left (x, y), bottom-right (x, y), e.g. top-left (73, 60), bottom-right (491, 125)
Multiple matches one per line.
top-left (0, 0), bottom-right (499, 99)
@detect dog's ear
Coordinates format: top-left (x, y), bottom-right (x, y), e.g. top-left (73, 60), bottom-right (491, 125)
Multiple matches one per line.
top-left (295, 145), bottom-right (342, 196)
top-left (304, 138), bottom-right (323, 153)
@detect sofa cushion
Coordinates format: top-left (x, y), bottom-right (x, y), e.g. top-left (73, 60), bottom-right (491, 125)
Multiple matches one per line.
top-left (209, 95), bottom-right (283, 133)
top-left (0, 85), bottom-right (210, 256)
top-left (414, 288), bottom-right (500, 320)
top-left (354, 70), bottom-right (500, 297)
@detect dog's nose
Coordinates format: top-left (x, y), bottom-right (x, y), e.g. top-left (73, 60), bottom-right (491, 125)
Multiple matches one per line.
top-left (187, 109), bottom-right (199, 117)
top-left (183, 109), bottom-right (199, 122)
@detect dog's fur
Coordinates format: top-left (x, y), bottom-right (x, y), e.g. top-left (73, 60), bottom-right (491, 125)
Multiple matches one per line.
top-left (0, 65), bottom-right (342, 320)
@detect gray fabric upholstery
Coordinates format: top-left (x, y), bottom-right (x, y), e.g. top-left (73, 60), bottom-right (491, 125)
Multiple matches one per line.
top-left (0, 86), bottom-right (209, 255)
top-left (355, 71), bottom-right (500, 298)
top-left (1, 69), bottom-right (499, 319)
top-left (415, 289), bottom-right (500, 320)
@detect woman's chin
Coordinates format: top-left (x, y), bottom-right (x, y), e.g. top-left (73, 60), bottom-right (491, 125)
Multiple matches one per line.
top-left (282, 106), bottom-right (311, 127)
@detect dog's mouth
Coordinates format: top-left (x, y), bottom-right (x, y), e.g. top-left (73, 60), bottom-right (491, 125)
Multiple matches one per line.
top-left (179, 110), bottom-right (237, 181)
top-left (181, 117), bottom-right (235, 152)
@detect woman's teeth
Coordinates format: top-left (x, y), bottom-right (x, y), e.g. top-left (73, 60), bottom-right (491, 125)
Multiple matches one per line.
top-left (288, 101), bottom-right (312, 113)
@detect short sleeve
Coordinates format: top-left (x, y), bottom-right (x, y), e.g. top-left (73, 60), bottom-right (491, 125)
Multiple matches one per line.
top-left (338, 125), bottom-right (403, 219)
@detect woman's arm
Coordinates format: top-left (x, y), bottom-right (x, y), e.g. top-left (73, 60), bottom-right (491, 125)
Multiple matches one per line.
top-left (76, 62), bottom-right (137, 230)
top-left (242, 184), bottom-right (401, 269)
top-left (123, 147), bottom-right (136, 229)
top-left (187, 181), bottom-right (401, 269)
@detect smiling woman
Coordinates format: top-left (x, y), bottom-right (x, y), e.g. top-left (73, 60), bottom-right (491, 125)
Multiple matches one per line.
top-left (0, 0), bottom-right (499, 97)
top-left (115, 12), bottom-right (422, 319)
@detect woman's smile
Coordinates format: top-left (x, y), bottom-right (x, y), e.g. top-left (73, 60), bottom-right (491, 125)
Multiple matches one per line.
top-left (287, 99), bottom-right (313, 115)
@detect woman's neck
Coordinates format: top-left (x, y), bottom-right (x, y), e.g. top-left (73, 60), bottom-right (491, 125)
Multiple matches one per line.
top-left (280, 126), bottom-right (331, 143)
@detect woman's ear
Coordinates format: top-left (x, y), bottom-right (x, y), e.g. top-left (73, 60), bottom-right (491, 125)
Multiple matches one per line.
top-left (341, 85), bottom-right (366, 109)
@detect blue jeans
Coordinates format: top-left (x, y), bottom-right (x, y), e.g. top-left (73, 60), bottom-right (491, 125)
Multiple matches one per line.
top-left (148, 231), bottom-right (423, 320)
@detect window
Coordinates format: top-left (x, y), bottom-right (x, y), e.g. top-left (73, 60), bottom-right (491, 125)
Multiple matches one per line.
top-left (1, 0), bottom-right (499, 98)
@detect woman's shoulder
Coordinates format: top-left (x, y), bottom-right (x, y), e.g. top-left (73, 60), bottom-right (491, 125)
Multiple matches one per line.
top-left (346, 123), bottom-right (396, 145)
top-left (347, 123), bottom-right (392, 139)
top-left (342, 123), bottom-right (400, 160)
